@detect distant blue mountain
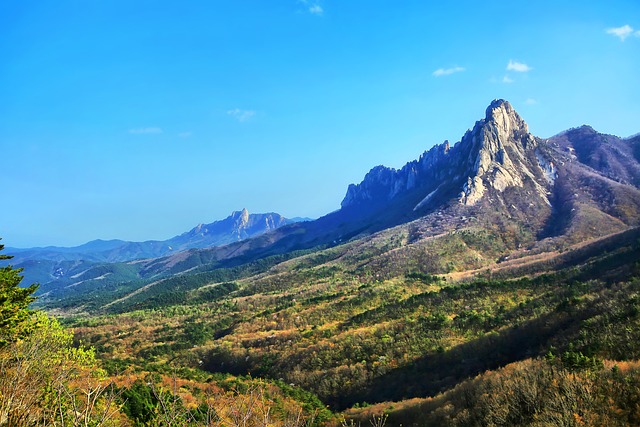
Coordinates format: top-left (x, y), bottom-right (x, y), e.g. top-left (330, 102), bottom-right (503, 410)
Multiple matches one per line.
top-left (8, 209), bottom-right (302, 265)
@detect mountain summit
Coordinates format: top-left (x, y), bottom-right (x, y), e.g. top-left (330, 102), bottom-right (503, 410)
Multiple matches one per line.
top-left (458, 99), bottom-right (544, 205)
top-left (341, 100), bottom-right (552, 212)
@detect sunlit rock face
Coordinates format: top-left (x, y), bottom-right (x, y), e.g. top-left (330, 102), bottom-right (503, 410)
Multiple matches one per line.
top-left (342, 99), bottom-right (556, 211)
top-left (458, 99), bottom-right (551, 206)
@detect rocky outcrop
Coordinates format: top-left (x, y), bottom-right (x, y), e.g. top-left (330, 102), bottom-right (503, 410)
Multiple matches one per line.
top-left (457, 99), bottom-right (551, 205)
top-left (341, 141), bottom-right (452, 209)
top-left (342, 99), bottom-right (556, 210)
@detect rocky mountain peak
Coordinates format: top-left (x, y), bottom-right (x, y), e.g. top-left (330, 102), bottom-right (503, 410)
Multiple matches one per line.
top-left (485, 99), bottom-right (519, 123)
top-left (342, 99), bottom-right (554, 212)
top-left (231, 208), bottom-right (250, 227)
top-left (481, 99), bottom-right (533, 153)
top-left (458, 100), bottom-right (544, 205)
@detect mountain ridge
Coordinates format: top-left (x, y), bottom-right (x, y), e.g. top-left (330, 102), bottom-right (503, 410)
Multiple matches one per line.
top-left (22, 99), bottom-right (640, 311)
top-left (9, 209), bottom-right (306, 284)
top-left (139, 99), bottom-right (639, 277)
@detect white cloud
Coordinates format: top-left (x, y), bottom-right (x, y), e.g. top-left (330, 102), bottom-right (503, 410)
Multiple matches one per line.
top-left (298, 0), bottom-right (323, 15)
top-left (128, 127), bottom-right (163, 134)
top-left (502, 75), bottom-right (514, 84)
top-left (432, 66), bottom-right (465, 77)
top-left (309, 4), bottom-right (323, 15)
top-left (507, 60), bottom-right (532, 73)
top-left (606, 25), bottom-right (634, 41)
top-left (525, 98), bottom-right (537, 105)
top-left (227, 108), bottom-right (256, 122)
top-left (178, 131), bottom-right (192, 138)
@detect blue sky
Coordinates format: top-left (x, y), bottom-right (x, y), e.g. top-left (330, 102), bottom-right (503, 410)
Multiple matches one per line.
top-left (1, 0), bottom-right (639, 247)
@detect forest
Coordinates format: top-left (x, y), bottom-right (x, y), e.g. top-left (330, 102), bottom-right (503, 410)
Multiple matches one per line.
top-left (3, 224), bottom-right (640, 426)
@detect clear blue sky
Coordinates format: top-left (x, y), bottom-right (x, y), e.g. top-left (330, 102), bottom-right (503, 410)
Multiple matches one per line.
top-left (1, 0), bottom-right (639, 247)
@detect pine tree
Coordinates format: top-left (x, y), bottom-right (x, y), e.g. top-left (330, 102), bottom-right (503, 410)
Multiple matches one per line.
top-left (0, 239), bottom-right (38, 346)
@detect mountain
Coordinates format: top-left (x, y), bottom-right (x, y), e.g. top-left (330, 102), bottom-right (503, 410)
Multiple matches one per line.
top-left (30, 99), bottom-right (640, 313)
top-left (10, 209), bottom-right (303, 285)
top-left (548, 125), bottom-right (640, 187)
top-left (27, 97), bottom-right (640, 295)
top-left (341, 100), bottom-right (640, 230)
top-left (165, 208), bottom-right (298, 251)
top-left (122, 99), bottom-right (640, 268)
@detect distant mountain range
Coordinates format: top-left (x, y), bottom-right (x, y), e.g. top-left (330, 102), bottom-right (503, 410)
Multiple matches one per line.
top-left (9, 209), bottom-right (308, 284)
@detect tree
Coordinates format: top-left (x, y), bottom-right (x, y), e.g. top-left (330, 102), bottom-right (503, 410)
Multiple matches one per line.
top-left (0, 312), bottom-right (123, 426)
top-left (0, 240), bottom-right (123, 426)
top-left (0, 239), bottom-right (38, 346)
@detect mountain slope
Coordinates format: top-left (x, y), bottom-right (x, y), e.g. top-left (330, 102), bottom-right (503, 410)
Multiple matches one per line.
top-left (548, 125), bottom-right (640, 187)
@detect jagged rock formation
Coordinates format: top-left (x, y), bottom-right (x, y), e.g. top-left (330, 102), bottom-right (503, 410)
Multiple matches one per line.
top-left (457, 100), bottom-right (547, 205)
top-left (338, 99), bottom-right (640, 249)
top-left (341, 100), bottom-right (556, 214)
top-left (341, 142), bottom-right (451, 208)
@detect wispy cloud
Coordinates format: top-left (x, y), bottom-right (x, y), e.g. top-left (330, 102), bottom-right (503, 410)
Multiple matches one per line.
top-left (502, 75), bottom-right (514, 84)
top-left (309, 4), bottom-right (323, 15)
top-left (432, 66), bottom-right (465, 77)
top-left (227, 108), bottom-right (256, 122)
top-left (507, 60), bottom-right (532, 72)
top-left (606, 24), bottom-right (634, 41)
top-left (178, 131), bottom-right (192, 138)
top-left (299, 0), bottom-right (323, 15)
top-left (128, 127), bottom-right (163, 134)
top-left (525, 98), bottom-right (537, 105)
